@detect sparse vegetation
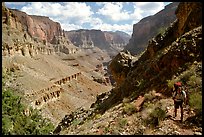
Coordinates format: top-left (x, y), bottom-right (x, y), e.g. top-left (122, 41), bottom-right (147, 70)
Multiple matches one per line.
top-left (2, 74), bottom-right (54, 135)
top-left (144, 91), bottom-right (155, 101)
top-left (157, 26), bottom-right (166, 35)
top-left (123, 103), bottom-right (136, 115)
top-left (166, 62), bottom-right (202, 117)
top-left (72, 119), bottom-right (81, 126)
top-left (118, 118), bottom-right (128, 128)
top-left (189, 92), bottom-right (202, 114)
top-left (180, 37), bottom-right (187, 43)
top-left (144, 107), bottom-right (166, 128)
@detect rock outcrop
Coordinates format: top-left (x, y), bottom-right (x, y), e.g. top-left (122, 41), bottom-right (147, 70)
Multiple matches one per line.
top-left (108, 50), bottom-right (134, 85)
top-left (125, 2), bottom-right (179, 55)
top-left (175, 2), bottom-right (202, 37)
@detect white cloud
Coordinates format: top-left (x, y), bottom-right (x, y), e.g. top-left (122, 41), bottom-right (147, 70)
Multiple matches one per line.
top-left (21, 2), bottom-right (93, 25)
top-left (61, 23), bottom-right (83, 31)
top-left (91, 22), bottom-right (133, 35)
top-left (133, 2), bottom-right (165, 17)
top-left (97, 2), bottom-right (130, 22)
top-left (89, 17), bottom-right (103, 26)
top-left (130, 7), bottom-right (143, 21)
top-left (15, 2), bottom-right (167, 35)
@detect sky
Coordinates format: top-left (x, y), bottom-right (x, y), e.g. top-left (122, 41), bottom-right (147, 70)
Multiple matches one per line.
top-left (5, 2), bottom-right (172, 35)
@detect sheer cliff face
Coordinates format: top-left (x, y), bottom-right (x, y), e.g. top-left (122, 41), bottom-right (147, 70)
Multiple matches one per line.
top-left (11, 9), bottom-right (63, 43)
top-left (125, 2), bottom-right (179, 55)
top-left (65, 30), bottom-right (130, 51)
top-left (65, 30), bottom-right (109, 49)
top-left (2, 4), bottom-right (77, 57)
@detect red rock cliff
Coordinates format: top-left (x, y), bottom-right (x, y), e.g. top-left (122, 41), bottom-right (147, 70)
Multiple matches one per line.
top-left (11, 9), bottom-right (63, 43)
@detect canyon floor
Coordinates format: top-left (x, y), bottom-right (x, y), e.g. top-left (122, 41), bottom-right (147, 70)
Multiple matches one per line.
top-left (3, 47), bottom-right (113, 126)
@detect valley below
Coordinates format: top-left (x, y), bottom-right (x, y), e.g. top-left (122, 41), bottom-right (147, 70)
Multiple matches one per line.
top-left (3, 47), bottom-right (113, 126)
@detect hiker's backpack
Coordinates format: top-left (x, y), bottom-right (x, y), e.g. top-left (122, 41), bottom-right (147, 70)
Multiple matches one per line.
top-left (173, 89), bottom-right (186, 101)
top-left (173, 82), bottom-right (187, 102)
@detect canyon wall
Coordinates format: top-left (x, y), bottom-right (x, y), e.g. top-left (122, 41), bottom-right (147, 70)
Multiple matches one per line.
top-left (125, 2), bottom-right (179, 55)
top-left (2, 4), bottom-right (78, 57)
top-left (65, 29), bottom-right (130, 56)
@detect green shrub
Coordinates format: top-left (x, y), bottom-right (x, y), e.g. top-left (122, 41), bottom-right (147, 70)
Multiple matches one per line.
top-left (94, 114), bottom-right (102, 119)
top-left (188, 75), bottom-right (202, 88)
top-left (122, 97), bottom-right (130, 103)
top-left (167, 79), bottom-right (177, 89)
top-left (143, 102), bottom-right (154, 109)
top-left (118, 118), bottom-right (127, 128)
top-left (2, 86), bottom-right (54, 135)
top-left (72, 119), bottom-right (81, 126)
top-left (123, 103), bottom-right (136, 115)
top-left (180, 37), bottom-right (187, 44)
top-left (145, 107), bottom-right (166, 128)
top-left (104, 127), bottom-right (110, 133)
top-left (189, 92), bottom-right (202, 114)
top-left (144, 92), bottom-right (154, 101)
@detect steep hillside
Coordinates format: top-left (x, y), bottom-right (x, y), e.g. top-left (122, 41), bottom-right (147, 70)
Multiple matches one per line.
top-left (92, 1), bottom-right (202, 116)
top-left (56, 2), bottom-right (202, 135)
top-left (125, 2), bottom-right (179, 55)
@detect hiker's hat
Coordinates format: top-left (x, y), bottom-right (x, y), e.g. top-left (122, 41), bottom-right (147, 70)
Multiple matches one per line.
top-left (175, 82), bottom-right (182, 86)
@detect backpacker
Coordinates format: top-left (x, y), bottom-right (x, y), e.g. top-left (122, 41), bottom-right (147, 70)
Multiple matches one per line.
top-left (173, 82), bottom-right (187, 102)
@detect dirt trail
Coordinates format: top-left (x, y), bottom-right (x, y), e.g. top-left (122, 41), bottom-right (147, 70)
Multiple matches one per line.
top-left (161, 98), bottom-right (196, 135)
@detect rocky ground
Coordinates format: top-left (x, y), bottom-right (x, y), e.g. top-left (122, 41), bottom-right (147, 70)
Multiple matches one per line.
top-left (60, 96), bottom-right (202, 135)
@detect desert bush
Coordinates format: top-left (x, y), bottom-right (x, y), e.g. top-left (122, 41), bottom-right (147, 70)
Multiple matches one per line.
top-left (71, 119), bottom-right (81, 126)
top-left (123, 103), bottom-right (136, 115)
top-left (118, 118), bottom-right (128, 128)
top-left (189, 92), bottom-right (202, 114)
top-left (187, 75), bottom-right (202, 88)
top-left (167, 79), bottom-right (178, 89)
top-left (144, 92), bottom-right (154, 101)
top-left (144, 107), bottom-right (166, 128)
top-left (122, 97), bottom-right (130, 103)
top-left (2, 86), bottom-right (54, 135)
top-left (94, 114), bottom-right (102, 119)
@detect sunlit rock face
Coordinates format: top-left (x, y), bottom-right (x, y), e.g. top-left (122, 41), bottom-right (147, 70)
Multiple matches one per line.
top-left (65, 29), bottom-right (130, 56)
top-left (125, 2), bottom-right (179, 55)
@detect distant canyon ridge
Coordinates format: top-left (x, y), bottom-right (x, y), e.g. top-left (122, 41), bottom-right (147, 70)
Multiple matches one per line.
top-left (2, 2), bottom-right (180, 57)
